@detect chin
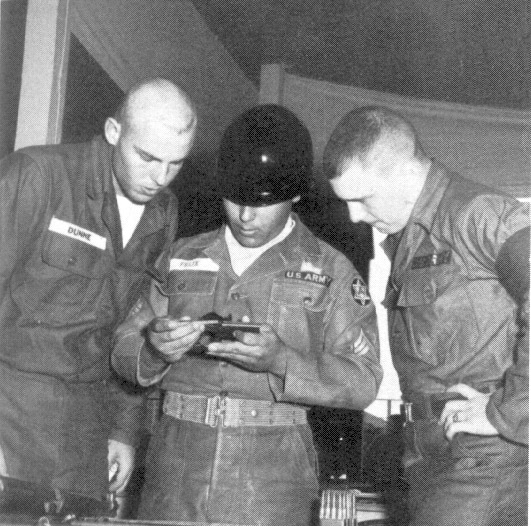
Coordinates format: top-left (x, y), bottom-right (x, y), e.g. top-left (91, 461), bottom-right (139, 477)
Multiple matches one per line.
top-left (128, 192), bottom-right (153, 204)
top-left (235, 237), bottom-right (263, 248)
top-left (238, 240), bottom-right (259, 248)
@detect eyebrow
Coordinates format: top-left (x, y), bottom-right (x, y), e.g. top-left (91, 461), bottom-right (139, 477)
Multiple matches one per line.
top-left (134, 146), bottom-right (185, 164)
top-left (331, 186), bottom-right (372, 202)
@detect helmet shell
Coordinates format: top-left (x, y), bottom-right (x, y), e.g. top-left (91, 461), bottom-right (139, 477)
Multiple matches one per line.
top-left (217, 104), bottom-right (313, 206)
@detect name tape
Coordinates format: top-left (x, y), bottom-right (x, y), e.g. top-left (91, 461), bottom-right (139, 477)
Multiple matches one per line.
top-left (49, 217), bottom-right (106, 250)
top-left (411, 250), bottom-right (452, 269)
top-left (170, 258), bottom-right (220, 272)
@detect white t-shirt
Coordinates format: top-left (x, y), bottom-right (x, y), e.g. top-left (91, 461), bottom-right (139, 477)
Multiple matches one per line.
top-left (116, 194), bottom-right (145, 247)
top-left (225, 216), bottom-right (295, 276)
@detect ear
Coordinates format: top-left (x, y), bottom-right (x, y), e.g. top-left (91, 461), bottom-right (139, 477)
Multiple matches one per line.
top-left (104, 117), bottom-right (121, 146)
top-left (292, 195), bottom-right (301, 204)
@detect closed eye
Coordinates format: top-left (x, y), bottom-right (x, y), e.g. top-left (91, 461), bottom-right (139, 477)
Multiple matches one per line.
top-left (134, 147), bottom-right (158, 163)
top-left (134, 146), bottom-right (185, 167)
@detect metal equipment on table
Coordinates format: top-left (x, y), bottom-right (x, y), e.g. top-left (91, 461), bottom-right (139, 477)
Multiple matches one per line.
top-left (0, 476), bottom-right (115, 519)
top-left (0, 476), bottom-right (251, 526)
top-left (73, 521), bottom-right (250, 526)
top-left (0, 518), bottom-right (251, 526)
top-left (319, 488), bottom-right (388, 525)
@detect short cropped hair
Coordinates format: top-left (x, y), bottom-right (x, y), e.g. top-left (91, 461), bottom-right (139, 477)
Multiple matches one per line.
top-left (323, 106), bottom-right (424, 180)
top-left (114, 78), bottom-right (197, 134)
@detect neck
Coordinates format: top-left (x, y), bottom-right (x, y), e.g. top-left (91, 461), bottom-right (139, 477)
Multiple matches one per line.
top-left (408, 157), bottom-right (431, 203)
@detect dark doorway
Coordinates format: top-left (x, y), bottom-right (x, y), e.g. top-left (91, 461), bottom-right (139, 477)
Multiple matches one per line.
top-left (0, 0), bottom-right (28, 158)
top-left (62, 35), bottom-right (124, 144)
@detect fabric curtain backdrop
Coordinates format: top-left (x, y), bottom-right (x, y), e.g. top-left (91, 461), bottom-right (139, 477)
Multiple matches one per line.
top-left (279, 70), bottom-right (530, 197)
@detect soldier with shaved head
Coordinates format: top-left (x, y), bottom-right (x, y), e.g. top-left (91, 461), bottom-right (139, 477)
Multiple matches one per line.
top-left (0, 78), bottom-right (196, 510)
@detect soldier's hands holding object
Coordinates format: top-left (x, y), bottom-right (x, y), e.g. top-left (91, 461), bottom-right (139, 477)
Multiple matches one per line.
top-left (147, 316), bottom-right (205, 363)
top-left (207, 321), bottom-right (288, 375)
top-left (439, 384), bottom-right (499, 440)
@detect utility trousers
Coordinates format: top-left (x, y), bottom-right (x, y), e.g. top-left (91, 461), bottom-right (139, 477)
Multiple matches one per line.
top-left (404, 419), bottom-right (528, 526)
top-left (139, 415), bottom-right (320, 526)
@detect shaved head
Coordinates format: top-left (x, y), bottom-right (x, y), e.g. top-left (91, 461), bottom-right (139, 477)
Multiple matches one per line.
top-left (105, 78), bottom-right (197, 204)
top-left (115, 78), bottom-right (197, 137)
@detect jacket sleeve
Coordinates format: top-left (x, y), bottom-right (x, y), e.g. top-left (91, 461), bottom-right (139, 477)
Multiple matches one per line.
top-left (458, 197), bottom-right (529, 444)
top-left (112, 279), bottom-right (172, 387)
top-left (486, 291), bottom-right (528, 444)
top-left (0, 152), bottom-right (49, 319)
top-left (486, 226), bottom-right (530, 444)
top-left (269, 254), bottom-right (383, 410)
top-left (107, 372), bottom-right (148, 447)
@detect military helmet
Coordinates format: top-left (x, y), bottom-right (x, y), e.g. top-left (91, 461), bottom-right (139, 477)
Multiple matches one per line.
top-left (217, 104), bottom-right (313, 206)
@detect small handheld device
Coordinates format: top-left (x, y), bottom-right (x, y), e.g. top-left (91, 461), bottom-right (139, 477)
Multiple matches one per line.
top-left (187, 312), bottom-right (261, 354)
top-left (199, 312), bottom-right (261, 342)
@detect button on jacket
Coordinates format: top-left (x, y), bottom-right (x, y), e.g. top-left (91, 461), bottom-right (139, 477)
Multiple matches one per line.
top-left (113, 214), bottom-right (382, 410)
top-left (0, 136), bottom-right (178, 497)
top-left (383, 162), bottom-right (529, 444)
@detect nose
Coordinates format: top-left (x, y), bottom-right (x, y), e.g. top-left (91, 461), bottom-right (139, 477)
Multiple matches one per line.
top-left (347, 202), bottom-right (368, 223)
top-left (152, 163), bottom-right (171, 186)
top-left (239, 206), bottom-right (255, 223)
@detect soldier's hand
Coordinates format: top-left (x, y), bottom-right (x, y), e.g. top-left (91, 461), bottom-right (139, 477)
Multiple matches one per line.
top-left (108, 439), bottom-right (135, 495)
top-left (207, 323), bottom-right (288, 375)
top-left (147, 316), bottom-right (205, 363)
top-left (439, 384), bottom-right (499, 440)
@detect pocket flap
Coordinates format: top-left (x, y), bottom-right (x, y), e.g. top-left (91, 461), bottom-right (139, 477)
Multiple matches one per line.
top-left (159, 270), bottom-right (218, 295)
top-left (270, 280), bottom-right (327, 311)
top-left (42, 230), bottom-right (112, 279)
top-left (397, 267), bottom-right (453, 307)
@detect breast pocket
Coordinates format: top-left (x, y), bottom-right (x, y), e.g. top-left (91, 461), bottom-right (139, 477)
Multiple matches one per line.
top-left (159, 270), bottom-right (218, 319)
top-left (15, 231), bottom-right (112, 326)
top-left (268, 280), bottom-right (328, 352)
top-left (394, 266), bottom-right (464, 366)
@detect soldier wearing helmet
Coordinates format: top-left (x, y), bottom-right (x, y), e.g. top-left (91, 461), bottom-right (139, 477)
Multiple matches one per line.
top-left (112, 104), bottom-right (382, 526)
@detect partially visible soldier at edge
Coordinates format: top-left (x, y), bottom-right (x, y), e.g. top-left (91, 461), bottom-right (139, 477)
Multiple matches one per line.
top-left (0, 78), bottom-right (197, 510)
top-left (324, 105), bottom-right (529, 526)
top-left (112, 104), bottom-right (383, 526)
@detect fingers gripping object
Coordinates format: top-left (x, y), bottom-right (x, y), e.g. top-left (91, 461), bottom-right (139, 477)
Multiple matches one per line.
top-left (190, 312), bottom-right (261, 354)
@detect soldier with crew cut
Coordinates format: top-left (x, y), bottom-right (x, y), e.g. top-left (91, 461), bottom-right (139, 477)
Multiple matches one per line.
top-left (324, 105), bottom-right (529, 526)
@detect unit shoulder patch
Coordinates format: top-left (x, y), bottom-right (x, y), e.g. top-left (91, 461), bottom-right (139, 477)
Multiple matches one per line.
top-left (351, 278), bottom-right (371, 305)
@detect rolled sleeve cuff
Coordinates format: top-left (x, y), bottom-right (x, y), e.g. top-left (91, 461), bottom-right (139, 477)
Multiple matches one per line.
top-left (486, 389), bottom-right (529, 445)
top-left (137, 343), bottom-right (171, 387)
top-left (109, 429), bottom-right (139, 448)
top-left (269, 347), bottom-right (380, 410)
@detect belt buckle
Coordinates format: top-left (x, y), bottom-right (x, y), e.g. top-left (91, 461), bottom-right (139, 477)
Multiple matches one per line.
top-left (205, 394), bottom-right (228, 427)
